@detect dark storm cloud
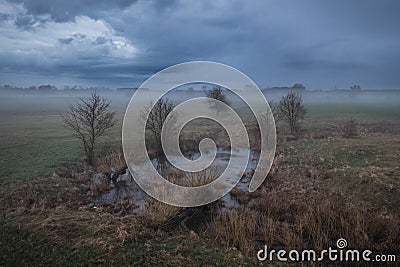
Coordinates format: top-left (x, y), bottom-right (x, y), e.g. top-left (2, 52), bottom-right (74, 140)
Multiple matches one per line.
top-left (0, 12), bottom-right (12, 21)
top-left (281, 39), bottom-right (371, 70)
top-left (151, 0), bottom-right (178, 13)
top-left (14, 14), bottom-right (50, 30)
top-left (9, 0), bottom-right (139, 21)
top-left (1, 0), bottom-right (400, 89)
top-left (284, 58), bottom-right (367, 71)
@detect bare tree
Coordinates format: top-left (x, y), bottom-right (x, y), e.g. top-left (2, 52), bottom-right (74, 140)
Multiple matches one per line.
top-left (277, 91), bottom-right (306, 133)
top-left (61, 91), bottom-right (116, 165)
top-left (141, 98), bottom-right (175, 160)
top-left (205, 85), bottom-right (230, 115)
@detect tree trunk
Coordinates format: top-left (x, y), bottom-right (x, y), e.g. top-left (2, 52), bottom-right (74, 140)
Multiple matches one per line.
top-left (86, 146), bottom-right (94, 165)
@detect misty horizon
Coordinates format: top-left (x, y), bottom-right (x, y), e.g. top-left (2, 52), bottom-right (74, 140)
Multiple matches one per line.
top-left (1, 83), bottom-right (400, 92)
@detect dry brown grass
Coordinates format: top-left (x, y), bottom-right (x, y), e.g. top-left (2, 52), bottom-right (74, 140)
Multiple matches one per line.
top-left (183, 166), bottom-right (220, 187)
top-left (96, 148), bottom-right (126, 179)
top-left (5, 208), bottom-right (141, 252)
top-left (208, 207), bottom-right (258, 253)
top-left (0, 176), bottom-right (89, 214)
top-left (208, 192), bottom-right (400, 256)
top-left (53, 161), bottom-right (85, 179)
top-left (342, 119), bottom-right (360, 138)
top-left (139, 168), bottom-right (219, 229)
top-left (208, 139), bottom-right (400, 256)
top-left (272, 193), bottom-right (397, 252)
top-left (142, 199), bottom-right (185, 229)
top-left (230, 187), bottom-right (251, 204)
top-left (165, 165), bottom-right (220, 187)
top-left (0, 175), bottom-right (141, 252)
top-left (87, 148), bottom-right (127, 197)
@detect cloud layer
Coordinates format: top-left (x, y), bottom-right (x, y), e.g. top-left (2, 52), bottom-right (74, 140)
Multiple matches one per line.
top-left (1, 0), bottom-right (399, 89)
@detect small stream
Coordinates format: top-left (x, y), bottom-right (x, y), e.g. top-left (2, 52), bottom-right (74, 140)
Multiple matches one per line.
top-left (90, 149), bottom-right (260, 215)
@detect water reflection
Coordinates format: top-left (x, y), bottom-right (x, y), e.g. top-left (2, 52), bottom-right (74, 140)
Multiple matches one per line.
top-left (90, 149), bottom-right (260, 215)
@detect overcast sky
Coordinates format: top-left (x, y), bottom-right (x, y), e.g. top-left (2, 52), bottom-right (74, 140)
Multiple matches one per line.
top-left (0, 0), bottom-right (399, 89)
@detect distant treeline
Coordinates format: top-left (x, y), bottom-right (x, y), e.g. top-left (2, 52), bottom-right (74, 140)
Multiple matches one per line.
top-left (0, 85), bottom-right (143, 96)
top-left (264, 83), bottom-right (306, 91)
top-left (0, 84), bottom-right (114, 92)
top-left (1, 83), bottom-right (307, 92)
top-left (1, 83), bottom-right (398, 94)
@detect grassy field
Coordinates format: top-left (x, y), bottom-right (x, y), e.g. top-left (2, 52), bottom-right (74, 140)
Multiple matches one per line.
top-left (0, 95), bottom-right (127, 185)
top-left (1, 91), bottom-right (399, 265)
top-left (306, 102), bottom-right (400, 121)
top-left (1, 91), bottom-right (399, 185)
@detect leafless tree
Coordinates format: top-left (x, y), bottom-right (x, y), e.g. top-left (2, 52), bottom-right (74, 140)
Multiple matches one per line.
top-left (61, 91), bottom-right (116, 165)
top-left (277, 91), bottom-right (306, 133)
top-left (205, 85), bottom-right (230, 115)
top-left (141, 98), bottom-right (175, 160)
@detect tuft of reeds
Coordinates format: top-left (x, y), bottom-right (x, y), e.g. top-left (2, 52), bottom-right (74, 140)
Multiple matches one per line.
top-left (208, 207), bottom-right (258, 253)
top-left (208, 192), bottom-right (399, 255)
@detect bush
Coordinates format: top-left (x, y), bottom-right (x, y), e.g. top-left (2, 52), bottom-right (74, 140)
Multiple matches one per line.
top-left (342, 119), bottom-right (359, 138)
